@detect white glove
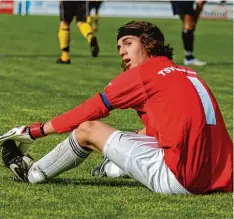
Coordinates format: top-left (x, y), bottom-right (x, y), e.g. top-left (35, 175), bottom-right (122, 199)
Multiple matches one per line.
top-left (0, 126), bottom-right (34, 153)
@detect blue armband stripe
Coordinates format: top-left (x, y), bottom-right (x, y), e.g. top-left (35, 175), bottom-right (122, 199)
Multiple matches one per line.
top-left (101, 93), bottom-right (113, 111)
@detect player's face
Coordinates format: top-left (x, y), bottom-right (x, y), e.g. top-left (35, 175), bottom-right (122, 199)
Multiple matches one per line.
top-left (117, 36), bottom-right (149, 70)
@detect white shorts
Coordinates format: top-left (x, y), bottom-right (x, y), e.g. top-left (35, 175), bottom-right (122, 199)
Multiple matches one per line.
top-left (103, 131), bottom-right (191, 194)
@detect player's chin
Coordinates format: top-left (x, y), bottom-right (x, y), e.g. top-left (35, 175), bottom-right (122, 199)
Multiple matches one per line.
top-left (129, 64), bottom-right (136, 69)
top-left (121, 62), bottom-right (129, 71)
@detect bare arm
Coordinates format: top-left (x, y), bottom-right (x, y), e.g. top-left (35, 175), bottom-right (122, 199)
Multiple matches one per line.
top-left (43, 121), bottom-right (56, 135)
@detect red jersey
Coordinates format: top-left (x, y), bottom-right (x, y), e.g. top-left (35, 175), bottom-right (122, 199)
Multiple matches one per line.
top-left (51, 56), bottom-right (232, 194)
top-left (104, 56), bottom-right (233, 194)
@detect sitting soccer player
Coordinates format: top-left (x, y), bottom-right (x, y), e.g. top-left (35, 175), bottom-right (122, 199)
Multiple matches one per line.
top-left (170, 1), bottom-right (207, 66)
top-left (57, 1), bottom-right (99, 64)
top-left (1, 21), bottom-right (232, 194)
top-left (86, 1), bottom-right (103, 32)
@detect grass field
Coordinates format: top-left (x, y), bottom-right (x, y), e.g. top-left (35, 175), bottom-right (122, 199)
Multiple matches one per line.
top-left (0, 15), bottom-right (233, 219)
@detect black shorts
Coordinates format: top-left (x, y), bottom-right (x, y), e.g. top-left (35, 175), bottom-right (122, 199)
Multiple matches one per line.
top-left (59, 1), bottom-right (88, 23)
top-left (88, 1), bottom-right (103, 13)
top-left (171, 1), bottom-right (195, 16)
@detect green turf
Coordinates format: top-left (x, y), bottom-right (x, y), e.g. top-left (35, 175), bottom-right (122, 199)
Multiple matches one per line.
top-left (0, 15), bottom-right (233, 219)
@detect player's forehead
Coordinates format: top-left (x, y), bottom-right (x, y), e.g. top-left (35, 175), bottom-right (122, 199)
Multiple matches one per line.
top-left (117, 35), bottom-right (139, 49)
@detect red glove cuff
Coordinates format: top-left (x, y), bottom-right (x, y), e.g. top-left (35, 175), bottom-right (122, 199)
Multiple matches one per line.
top-left (29, 122), bottom-right (46, 139)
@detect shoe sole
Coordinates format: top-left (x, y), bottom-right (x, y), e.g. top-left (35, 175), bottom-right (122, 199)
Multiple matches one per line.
top-left (56, 58), bottom-right (71, 64)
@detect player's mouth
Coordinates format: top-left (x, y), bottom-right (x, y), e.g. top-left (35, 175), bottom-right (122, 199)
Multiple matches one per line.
top-left (124, 59), bottom-right (131, 68)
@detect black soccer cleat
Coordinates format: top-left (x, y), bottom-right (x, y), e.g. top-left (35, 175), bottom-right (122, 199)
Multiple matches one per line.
top-left (56, 57), bottom-right (71, 64)
top-left (1, 140), bottom-right (33, 182)
top-left (90, 36), bottom-right (99, 57)
top-left (91, 158), bottom-right (110, 177)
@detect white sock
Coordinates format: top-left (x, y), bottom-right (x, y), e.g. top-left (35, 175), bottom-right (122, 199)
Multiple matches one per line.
top-left (184, 50), bottom-right (193, 57)
top-left (28, 130), bottom-right (92, 183)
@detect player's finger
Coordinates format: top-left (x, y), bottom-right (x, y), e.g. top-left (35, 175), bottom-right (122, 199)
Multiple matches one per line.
top-left (0, 130), bottom-right (17, 142)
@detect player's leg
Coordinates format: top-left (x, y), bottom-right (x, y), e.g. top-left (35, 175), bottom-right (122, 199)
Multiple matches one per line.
top-left (57, 1), bottom-right (76, 64)
top-left (28, 121), bottom-right (117, 183)
top-left (2, 120), bottom-right (190, 193)
top-left (181, 14), bottom-right (196, 63)
top-left (76, 1), bottom-right (99, 57)
top-left (1, 121), bottom-right (115, 183)
top-left (1, 130), bottom-right (93, 183)
top-left (1, 120), bottom-right (189, 192)
top-left (182, 13), bottom-right (206, 66)
top-left (92, 1), bottom-right (103, 32)
top-left (172, 1), bottom-right (206, 66)
top-left (86, 1), bottom-right (93, 27)
top-left (194, 0), bottom-right (206, 23)
top-left (75, 121), bottom-right (190, 194)
top-left (102, 131), bottom-right (191, 194)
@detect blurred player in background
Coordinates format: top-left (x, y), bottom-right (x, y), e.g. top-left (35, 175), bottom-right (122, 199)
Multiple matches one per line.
top-left (57, 1), bottom-right (99, 64)
top-left (87, 1), bottom-right (103, 32)
top-left (171, 1), bottom-right (207, 66)
top-left (1, 21), bottom-right (232, 194)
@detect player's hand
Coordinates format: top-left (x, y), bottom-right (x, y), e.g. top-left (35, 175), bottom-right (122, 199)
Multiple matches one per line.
top-left (0, 126), bottom-right (33, 145)
top-left (0, 122), bottom-right (46, 151)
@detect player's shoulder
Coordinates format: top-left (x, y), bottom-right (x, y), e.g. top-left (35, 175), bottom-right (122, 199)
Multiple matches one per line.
top-left (140, 56), bottom-right (178, 75)
top-left (104, 67), bottom-right (141, 90)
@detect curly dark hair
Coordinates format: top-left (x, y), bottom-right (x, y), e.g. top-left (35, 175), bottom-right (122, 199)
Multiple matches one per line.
top-left (117, 21), bottom-right (173, 70)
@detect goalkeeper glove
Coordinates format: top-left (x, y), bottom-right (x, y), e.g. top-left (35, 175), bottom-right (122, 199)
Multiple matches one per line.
top-left (0, 122), bottom-right (46, 153)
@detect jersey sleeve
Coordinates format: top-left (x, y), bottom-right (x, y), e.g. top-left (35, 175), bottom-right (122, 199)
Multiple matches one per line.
top-left (51, 93), bottom-right (110, 133)
top-left (104, 67), bottom-right (147, 109)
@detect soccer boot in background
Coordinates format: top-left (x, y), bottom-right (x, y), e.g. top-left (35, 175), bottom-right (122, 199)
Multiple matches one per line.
top-left (184, 58), bottom-right (207, 66)
top-left (56, 57), bottom-right (71, 64)
top-left (89, 35), bottom-right (99, 57)
top-left (1, 140), bottom-right (34, 182)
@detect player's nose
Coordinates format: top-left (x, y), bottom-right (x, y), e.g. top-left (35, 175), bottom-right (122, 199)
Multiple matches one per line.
top-left (119, 47), bottom-right (127, 57)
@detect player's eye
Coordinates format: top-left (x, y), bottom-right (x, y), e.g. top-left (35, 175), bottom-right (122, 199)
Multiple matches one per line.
top-left (125, 41), bottom-right (132, 47)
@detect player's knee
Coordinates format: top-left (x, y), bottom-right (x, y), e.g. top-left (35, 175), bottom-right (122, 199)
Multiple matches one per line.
top-left (183, 16), bottom-right (196, 30)
top-left (184, 22), bottom-right (195, 31)
top-left (76, 121), bottom-right (99, 138)
top-left (60, 22), bottom-right (70, 29)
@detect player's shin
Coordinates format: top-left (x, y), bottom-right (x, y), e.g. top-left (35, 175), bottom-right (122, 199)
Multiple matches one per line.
top-left (58, 23), bottom-right (70, 61)
top-left (182, 29), bottom-right (194, 60)
top-left (28, 130), bottom-right (92, 183)
top-left (86, 15), bottom-right (92, 25)
top-left (78, 22), bottom-right (93, 43)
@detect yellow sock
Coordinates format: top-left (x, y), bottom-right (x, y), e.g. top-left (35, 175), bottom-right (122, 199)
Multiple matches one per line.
top-left (61, 51), bottom-right (70, 61)
top-left (93, 14), bottom-right (99, 32)
top-left (79, 22), bottom-right (93, 43)
top-left (58, 23), bottom-right (70, 60)
top-left (86, 15), bottom-right (92, 25)
top-left (94, 14), bottom-right (99, 23)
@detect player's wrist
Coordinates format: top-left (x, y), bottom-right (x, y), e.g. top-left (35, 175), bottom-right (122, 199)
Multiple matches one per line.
top-left (29, 122), bottom-right (47, 139)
